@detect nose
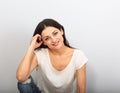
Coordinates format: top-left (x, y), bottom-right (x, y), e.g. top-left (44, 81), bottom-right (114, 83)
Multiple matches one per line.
top-left (51, 36), bottom-right (56, 42)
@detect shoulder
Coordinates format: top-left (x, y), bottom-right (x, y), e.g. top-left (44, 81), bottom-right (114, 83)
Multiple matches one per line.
top-left (74, 48), bottom-right (86, 56)
top-left (34, 48), bottom-right (48, 57)
top-left (74, 48), bottom-right (88, 70)
top-left (34, 48), bottom-right (49, 64)
top-left (74, 48), bottom-right (88, 60)
top-left (34, 48), bottom-right (48, 53)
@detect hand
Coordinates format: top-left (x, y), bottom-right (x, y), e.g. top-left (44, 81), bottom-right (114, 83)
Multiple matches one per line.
top-left (30, 34), bottom-right (43, 49)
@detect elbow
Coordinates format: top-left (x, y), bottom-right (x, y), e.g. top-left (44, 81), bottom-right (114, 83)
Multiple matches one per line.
top-left (16, 73), bottom-right (27, 82)
top-left (16, 74), bottom-right (24, 82)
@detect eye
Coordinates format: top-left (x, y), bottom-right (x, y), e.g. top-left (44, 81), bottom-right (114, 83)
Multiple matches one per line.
top-left (44, 37), bottom-right (50, 41)
top-left (53, 32), bottom-right (58, 36)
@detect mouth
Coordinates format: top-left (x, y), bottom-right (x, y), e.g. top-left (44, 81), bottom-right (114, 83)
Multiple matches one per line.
top-left (52, 41), bottom-right (59, 46)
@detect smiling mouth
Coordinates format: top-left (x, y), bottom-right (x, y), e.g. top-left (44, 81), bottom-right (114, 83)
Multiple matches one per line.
top-left (52, 41), bottom-right (59, 46)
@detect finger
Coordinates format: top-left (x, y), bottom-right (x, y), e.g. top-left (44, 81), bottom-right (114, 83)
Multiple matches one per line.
top-left (37, 35), bottom-right (42, 43)
top-left (37, 37), bottom-right (41, 43)
top-left (32, 34), bottom-right (40, 41)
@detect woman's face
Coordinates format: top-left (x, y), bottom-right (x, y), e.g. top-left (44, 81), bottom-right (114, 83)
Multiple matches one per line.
top-left (41, 26), bottom-right (64, 49)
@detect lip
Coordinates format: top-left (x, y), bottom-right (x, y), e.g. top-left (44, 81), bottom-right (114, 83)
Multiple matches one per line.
top-left (52, 41), bottom-right (59, 46)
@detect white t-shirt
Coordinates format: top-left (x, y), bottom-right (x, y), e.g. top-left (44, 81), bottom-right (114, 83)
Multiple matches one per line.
top-left (34, 48), bottom-right (88, 93)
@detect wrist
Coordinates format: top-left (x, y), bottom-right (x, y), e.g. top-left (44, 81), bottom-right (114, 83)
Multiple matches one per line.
top-left (28, 45), bottom-right (35, 52)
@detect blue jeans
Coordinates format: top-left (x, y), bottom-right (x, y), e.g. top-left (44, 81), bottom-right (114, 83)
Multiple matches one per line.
top-left (17, 76), bottom-right (41, 93)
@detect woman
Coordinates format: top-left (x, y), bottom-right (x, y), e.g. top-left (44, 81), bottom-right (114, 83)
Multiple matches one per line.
top-left (16, 18), bottom-right (88, 93)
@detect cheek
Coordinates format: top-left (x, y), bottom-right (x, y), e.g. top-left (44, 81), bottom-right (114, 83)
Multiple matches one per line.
top-left (60, 36), bottom-right (64, 41)
top-left (43, 41), bottom-right (50, 46)
top-left (57, 34), bottom-right (63, 39)
top-left (42, 40), bottom-right (47, 45)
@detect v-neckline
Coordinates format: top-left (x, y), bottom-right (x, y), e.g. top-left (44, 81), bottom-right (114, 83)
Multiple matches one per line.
top-left (46, 49), bottom-right (76, 73)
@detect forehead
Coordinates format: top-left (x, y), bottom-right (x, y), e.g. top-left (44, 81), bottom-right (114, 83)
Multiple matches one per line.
top-left (41, 26), bottom-right (59, 36)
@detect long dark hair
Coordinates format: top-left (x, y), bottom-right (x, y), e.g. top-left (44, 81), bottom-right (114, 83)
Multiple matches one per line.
top-left (33, 18), bottom-right (72, 49)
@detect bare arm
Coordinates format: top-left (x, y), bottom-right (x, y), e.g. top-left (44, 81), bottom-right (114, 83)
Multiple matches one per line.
top-left (16, 34), bottom-right (42, 82)
top-left (76, 64), bottom-right (86, 93)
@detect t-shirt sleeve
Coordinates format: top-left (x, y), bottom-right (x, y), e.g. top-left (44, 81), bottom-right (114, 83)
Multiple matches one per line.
top-left (34, 48), bottom-right (48, 66)
top-left (34, 49), bottom-right (43, 65)
top-left (75, 50), bottom-right (88, 70)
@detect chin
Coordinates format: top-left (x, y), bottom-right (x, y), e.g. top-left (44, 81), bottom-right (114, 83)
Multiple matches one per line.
top-left (50, 45), bottom-right (62, 50)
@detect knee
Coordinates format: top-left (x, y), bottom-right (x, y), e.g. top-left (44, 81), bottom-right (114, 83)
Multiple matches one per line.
top-left (17, 76), bottom-right (33, 93)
